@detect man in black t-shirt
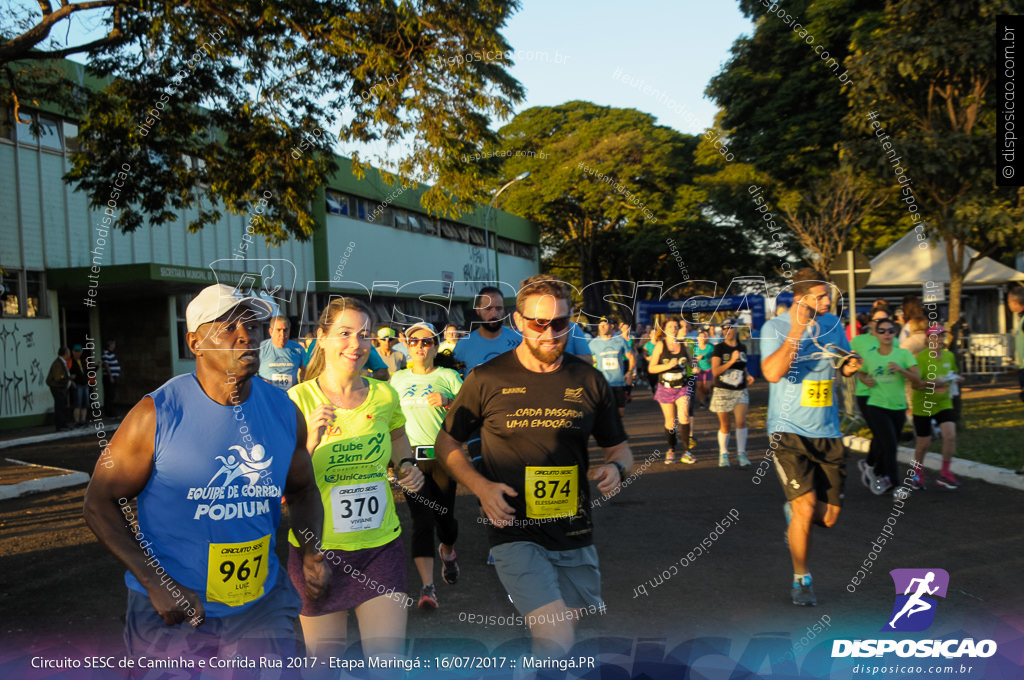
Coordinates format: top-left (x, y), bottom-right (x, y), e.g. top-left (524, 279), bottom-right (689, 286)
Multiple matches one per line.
top-left (437, 275), bottom-right (632, 655)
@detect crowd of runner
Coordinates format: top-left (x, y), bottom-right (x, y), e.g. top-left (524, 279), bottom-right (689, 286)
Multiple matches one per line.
top-left (82, 269), bottom-right (984, 674)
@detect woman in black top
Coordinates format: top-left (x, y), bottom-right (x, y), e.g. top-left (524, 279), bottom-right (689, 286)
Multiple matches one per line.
top-left (648, 317), bottom-right (696, 464)
top-left (710, 321), bottom-right (754, 468)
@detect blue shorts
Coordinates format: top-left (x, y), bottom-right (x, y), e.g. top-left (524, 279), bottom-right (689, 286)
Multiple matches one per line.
top-left (124, 565), bottom-right (302, 676)
top-left (74, 384), bottom-right (89, 408)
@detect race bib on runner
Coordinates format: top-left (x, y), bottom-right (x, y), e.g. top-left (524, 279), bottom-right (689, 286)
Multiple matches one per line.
top-left (330, 482), bottom-right (387, 533)
top-left (206, 534), bottom-right (270, 607)
top-left (800, 379), bottom-right (833, 407)
top-left (270, 373), bottom-right (293, 389)
top-left (601, 357), bottom-right (620, 372)
top-left (722, 368), bottom-right (744, 387)
top-left (663, 371), bottom-right (684, 382)
top-left (525, 466), bottom-right (578, 519)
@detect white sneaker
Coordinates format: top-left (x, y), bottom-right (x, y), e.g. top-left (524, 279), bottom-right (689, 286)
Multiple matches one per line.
top-left (718, 453), bottom-right (730, 467)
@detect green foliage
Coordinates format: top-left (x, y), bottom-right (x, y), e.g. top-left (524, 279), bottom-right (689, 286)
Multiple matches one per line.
top-left (474, 101), bottom-right (762, 313)
top-left (844, 0), bottom-right (1024, 320)
top-left (2, 0), bottom-right (526, 242)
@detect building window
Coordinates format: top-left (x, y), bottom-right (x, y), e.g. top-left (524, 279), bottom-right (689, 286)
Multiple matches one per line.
top-left (408, 214), bottom-right (424, 234)
top-left (515, 242), bottom-right (536, 260)
top-left (468, 227), bottom-right (486, 246)
top-left (440, 220), bottom-right (460, 240)
top-left (394, 210), bottom-right (409, 231)
top-left (1, 269), bottom-right (21, 316)
top-left (0, 269), bottom-right (47, 318)
top-left (37, 116), bottom-right (62, 151)
top-left (326, 190), bottom-right (350, 216)
top-left (355, 198), bottom-right (368, 220)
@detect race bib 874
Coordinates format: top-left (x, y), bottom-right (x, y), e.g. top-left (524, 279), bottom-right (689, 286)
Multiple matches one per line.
top-left (525, 466), bottom-right (578, 519)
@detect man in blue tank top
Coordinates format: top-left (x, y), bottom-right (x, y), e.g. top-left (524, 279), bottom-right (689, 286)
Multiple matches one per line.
top-left (84, 284), bottom-right (330, 668)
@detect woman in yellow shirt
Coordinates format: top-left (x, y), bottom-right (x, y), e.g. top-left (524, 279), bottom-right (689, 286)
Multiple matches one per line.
top-left (287, 297), bottom-right (423, 658)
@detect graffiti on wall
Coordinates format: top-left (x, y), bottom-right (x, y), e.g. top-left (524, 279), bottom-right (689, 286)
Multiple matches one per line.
top-left (0, 322), bottom-right (48, 417)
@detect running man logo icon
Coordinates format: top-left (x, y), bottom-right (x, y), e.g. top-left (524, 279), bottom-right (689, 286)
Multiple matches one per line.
top-left (882, 568), bottom-right (950, 632)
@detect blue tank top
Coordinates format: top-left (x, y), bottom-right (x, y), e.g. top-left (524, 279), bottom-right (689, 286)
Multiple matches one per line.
top-left (124, 373), bottom-right (297, 617)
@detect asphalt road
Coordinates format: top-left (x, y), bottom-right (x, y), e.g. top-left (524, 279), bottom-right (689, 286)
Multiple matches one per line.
top-left (1, 383), bottom-right (1022, 677)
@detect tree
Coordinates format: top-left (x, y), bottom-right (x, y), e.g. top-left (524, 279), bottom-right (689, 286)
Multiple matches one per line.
top-left (478, 101), bottom-right (756, 314)
top-left (704, 0), bottom-right (893, 279)
top-left (1, 0), bottom-right (525, 241)
top-left (844, 0), bottom-right (1024, 322)
top-left (777, 168), bottom-right (887, 269)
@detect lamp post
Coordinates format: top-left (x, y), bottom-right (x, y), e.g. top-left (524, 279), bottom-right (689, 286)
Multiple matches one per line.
top-left (485, 171), bottom-right (530, 287)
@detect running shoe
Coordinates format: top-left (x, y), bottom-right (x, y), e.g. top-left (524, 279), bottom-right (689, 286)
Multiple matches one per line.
top-left (908, 474), bottom-right (926, 491)
top-left (791, 577), bottom-right (817, 606)
top-left (664, 450), bottom-right (676, 464)
top-left (871, 475), bottom-right (893, 496)
top-left (418, 584), bottom-right (438, 609)
top-left (857, 459), bottom-right (875, 490)
top-left (737, 452), bottom-right (752, 468)
top-left (680, 452), bottom-right (696, 464)
top-left (718, 453), bottom-right (730, 467)
top-left (936, 474), bottom-right (961, 490)
top-left (439, 545), bottom-right (460, 585)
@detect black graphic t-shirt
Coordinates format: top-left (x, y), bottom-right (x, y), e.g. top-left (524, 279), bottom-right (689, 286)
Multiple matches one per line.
top-left (711, 341), bottom-right (748, 391)
top-left (442, 351), bottom-right (627, 550)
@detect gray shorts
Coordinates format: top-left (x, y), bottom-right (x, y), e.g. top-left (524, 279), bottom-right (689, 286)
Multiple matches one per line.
top-left (490, 541), bottom-right (603, 616)
top-left (709, 387), bottom-right (749, 413)
top-left (124, 565), bottom-right (302, 677)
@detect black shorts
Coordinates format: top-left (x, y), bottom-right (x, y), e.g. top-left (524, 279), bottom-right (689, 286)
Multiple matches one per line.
top-left (912, 410), bottom-right (956, 437)
top-left (610, 386), bottom-right (627, 410)
top-left (772, 432), bottom-right (846, 506)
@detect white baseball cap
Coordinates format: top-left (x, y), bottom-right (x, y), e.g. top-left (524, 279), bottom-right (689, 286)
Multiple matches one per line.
top-left (186, 284), bottom-right (277, 333)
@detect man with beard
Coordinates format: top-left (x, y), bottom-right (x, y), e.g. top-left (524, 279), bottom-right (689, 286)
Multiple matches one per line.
top-left (436, 275), bottom-right (632, 655)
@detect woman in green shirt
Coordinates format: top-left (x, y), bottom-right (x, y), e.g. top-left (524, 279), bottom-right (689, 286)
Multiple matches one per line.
top-left (858, 318), bottom-right (922, 495)
top-left (909, 326), bottom-right (962, 490)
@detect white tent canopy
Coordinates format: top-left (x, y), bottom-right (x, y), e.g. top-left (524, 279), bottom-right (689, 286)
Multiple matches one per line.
top-left (866, 230), bottom-right (1024, 287)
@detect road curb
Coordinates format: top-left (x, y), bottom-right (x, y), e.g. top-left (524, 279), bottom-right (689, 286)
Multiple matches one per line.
top-left (0, 422), bottom-right (121, 451)
top-left (0, 458), bottom-right (90, 501)
top-left (843, 435), bottom-right (1024, 491)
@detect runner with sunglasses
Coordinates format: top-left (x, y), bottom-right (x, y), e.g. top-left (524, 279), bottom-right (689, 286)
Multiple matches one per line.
top-left (436, 274), bottom-right (631, 655)
top-left (857, 318), bottom-right (922, 495)
top-left (389, 322), bottom-right (464, 609)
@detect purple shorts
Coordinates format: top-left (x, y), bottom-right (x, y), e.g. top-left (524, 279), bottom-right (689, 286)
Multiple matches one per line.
top-left (654, 382), bottom-right (693, 404)
top-left (698, 369), bottom-right (713, 383)
top-left (287, 537), bottom-right (408, 616)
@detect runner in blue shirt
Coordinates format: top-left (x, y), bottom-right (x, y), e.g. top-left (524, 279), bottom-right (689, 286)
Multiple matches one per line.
top-left (258, 316), bottom-right (307, 390)
top-left (760, 268), bottom-right (863, 607)
top-left (588, 317), bottom-right (636, 418)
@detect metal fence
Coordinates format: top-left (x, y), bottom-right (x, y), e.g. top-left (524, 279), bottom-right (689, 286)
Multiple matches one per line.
top-left (958, 333), bottom-right (1015, 377)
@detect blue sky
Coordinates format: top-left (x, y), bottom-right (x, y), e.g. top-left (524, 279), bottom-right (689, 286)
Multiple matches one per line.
top-left (500, 0), bottom-right (753, 135)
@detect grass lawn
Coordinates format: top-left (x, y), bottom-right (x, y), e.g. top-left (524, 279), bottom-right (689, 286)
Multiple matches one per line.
top-left (746, 398), bottom-right (1024, 471)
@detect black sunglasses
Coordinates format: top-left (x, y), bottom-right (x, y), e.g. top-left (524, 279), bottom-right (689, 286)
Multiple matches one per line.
top-left (519, 314), bottom-right (572, 335)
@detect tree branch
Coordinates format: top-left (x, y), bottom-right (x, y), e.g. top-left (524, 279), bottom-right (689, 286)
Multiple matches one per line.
top-left (0, 0), bottom-right (122, 63)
